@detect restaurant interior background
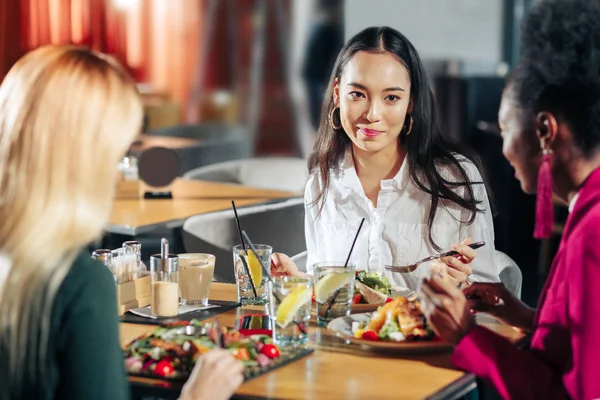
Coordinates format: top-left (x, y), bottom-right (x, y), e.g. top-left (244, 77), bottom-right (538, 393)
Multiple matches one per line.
top-left (0, 0), bottom-right (552, 306)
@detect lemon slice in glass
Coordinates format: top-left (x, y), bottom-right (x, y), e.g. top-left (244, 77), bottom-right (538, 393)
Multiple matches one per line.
top-left (314, 272), bottom-right (355, 303)
top-left (245, 250), bottom-right (263, 288)
top-left (276, 286), bottom-right (312, 328)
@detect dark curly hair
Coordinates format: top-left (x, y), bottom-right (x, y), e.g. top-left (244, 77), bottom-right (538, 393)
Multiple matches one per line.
top-left (514, 0), bottom-right (600, 155)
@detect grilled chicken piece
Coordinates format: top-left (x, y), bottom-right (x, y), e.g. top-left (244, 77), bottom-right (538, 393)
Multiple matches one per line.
top-left (397, 301), bottom-right (428, 338)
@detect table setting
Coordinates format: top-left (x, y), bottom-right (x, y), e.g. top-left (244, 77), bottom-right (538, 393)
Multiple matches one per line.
top-left (110, 203), bottom-right (522, 399)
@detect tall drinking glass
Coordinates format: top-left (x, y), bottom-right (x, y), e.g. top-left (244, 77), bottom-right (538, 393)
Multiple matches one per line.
top-left (232, 244), bottom-right (272, 305)
top-left (313, 262), bottom-right (356, 326)
top-left (270, 276), bottom-right (312, 346)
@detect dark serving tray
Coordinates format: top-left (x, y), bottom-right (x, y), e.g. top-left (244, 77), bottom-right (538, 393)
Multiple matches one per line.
top-left (120, 300), bottom-right (240, 325)
top-left (127, 346), bottom-right (314, 383)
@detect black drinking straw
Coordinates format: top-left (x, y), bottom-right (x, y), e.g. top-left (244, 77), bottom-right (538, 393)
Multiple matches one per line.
top-left (325, 218), bottom-right (365, 318)
top-left (242, 230), bottom-right (308, 336)
top-left (231, 201), bottom-right (258, 297)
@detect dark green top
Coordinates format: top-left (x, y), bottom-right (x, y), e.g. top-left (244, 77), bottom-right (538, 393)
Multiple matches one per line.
top-left (1, 251), bottom-right (130, 400)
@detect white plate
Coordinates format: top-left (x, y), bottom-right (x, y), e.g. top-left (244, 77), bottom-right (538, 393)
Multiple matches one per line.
top-left (327, 312), bottom-right (454, 354)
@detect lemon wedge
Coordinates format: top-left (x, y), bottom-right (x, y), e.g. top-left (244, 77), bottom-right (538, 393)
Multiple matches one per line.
top-left (245, 250), bottom-right (263, 288)
top-left (250, 315), bottom-right (263, 329)
top-left (314, 272), bottom-right (355, 303)
top-left (276, 286), bottom-right (312, 328)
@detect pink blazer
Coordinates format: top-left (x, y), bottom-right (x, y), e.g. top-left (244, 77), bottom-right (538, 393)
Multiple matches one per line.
top-left (452, 167), bottom-right (600, 400)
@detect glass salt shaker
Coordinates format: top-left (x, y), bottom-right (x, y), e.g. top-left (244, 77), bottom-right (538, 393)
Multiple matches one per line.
top-left (123, 240), bottom-right (147, 279)
top-left (150, 239), bottom-right (179, 317)
top-left (92, 249), bottom-right (116, 284)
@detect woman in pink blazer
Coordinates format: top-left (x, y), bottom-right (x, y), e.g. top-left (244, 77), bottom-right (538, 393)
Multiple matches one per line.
top-left (421, 1), bottom-right (600, 399)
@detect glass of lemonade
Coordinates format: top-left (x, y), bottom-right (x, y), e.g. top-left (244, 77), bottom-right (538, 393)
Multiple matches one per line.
top-left (313, 262), bottom-right (356, 326)
top-left (178, 253), bottom-right (215, 306)
top-left (270, 276), bottom-right (312, 346)
top-left (233, 244), bottom-right (272, 305)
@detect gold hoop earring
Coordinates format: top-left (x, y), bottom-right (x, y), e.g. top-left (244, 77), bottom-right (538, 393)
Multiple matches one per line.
top-left (329, 107), bottom-right (342, 130)
top-left (404, 115), bottom-right (414, 135)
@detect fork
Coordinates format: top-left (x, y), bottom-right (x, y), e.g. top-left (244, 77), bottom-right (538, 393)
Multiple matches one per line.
top-left (385, 241), bottom-right (486, 273)
top-left (210, 318), bottom-right (225, 348)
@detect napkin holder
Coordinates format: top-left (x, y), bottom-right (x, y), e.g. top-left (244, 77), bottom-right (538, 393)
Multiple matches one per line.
top-left (116, 275), bottom-right (152, 316)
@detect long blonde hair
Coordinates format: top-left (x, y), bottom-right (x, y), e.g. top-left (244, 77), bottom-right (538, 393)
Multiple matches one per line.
top-left (0, 46), bottom-right (142, 394)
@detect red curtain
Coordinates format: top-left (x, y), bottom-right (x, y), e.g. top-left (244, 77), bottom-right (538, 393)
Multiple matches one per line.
top-left (0, 0), bottom-right (26, 79)
top-left (1, 0), bottom-right (203, 118)
top-left (1, 0), bottom-right (129, 79)
top-left (23, 0), bottom-right (129, 71)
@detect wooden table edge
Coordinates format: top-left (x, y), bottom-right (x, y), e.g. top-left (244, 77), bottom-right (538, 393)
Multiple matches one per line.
top-left (108, 195), bottom-right (301, 235)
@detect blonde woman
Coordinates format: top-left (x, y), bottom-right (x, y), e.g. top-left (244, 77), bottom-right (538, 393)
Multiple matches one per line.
top-left (0, 46), bottom-right (243, 400)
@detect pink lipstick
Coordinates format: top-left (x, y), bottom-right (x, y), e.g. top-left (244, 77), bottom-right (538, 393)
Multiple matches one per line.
top-left (359, 128), bottom-right (383, 137)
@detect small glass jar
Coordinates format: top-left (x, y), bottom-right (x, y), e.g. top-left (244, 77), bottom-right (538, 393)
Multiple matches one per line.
top-left (118, 156), bottom-right (139, 181)
top-left (150, 252), bottom-right (179, 317)
top-left (123, 241), bottom-right (148, 278)
top-left (92, 249), bottom-right (116, 284)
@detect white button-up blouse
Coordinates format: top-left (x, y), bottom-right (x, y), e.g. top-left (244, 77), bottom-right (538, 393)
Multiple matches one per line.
top-left (304, 152), bottom-right (499, 290)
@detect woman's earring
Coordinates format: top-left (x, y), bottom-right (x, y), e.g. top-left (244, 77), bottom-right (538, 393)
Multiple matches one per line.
top-left (404, 115), bottom-right (414, 135)
top-left (533, 139), bottom-right (554, 239)
top-left (328, 107), bottom-right (342, 130)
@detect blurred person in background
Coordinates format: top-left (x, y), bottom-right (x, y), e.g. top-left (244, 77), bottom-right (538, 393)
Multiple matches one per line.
top-left (0, 46), bottom-right (243, 400)
top-left (302, 0), bottom-right (344, 130)
top-left (273, 26), bottom-right (499, 290)
top-left (422, 1), bottom-right (600, 398)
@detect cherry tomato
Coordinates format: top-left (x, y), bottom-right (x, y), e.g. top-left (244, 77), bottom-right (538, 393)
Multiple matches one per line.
top-left (361, 330), bottom-right (379, 341)
top-left (385, 297), bottom-right (394, 303)
top-left (352, 294), bottom-right (362, 304)
top-left (260, 344), bottom-right (280, 359)
top-left (154, 360), bottom-right (175, 377)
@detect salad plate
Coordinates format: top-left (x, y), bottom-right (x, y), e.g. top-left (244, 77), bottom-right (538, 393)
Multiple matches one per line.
top-left (123, 319), bottom-right (313, 381)
top-left (328, 298), bottom-right (453, 354)
top-left (349, 271), bottom-right (417, 314)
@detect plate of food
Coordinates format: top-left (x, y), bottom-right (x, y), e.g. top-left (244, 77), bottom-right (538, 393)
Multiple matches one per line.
top-left (350, 271), bottom-right (416, 314)
top-left (328, 296), bottom-right (453, 354)
top-left (123, 319), bottom-right (312, 381)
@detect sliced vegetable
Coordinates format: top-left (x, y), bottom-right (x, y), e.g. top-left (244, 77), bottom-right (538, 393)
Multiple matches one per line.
top-left (256, 353), bottom-right (271, 367)
top-left (231, 347), bottom-right (250, 361)
top-left (378, 319), bottom-right (400, 340)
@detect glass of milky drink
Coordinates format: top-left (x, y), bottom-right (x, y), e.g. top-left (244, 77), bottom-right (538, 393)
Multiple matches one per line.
top-left (178, 253), bottom-right (215, 306)
top-left (150, 246), bottom-right (179, 318)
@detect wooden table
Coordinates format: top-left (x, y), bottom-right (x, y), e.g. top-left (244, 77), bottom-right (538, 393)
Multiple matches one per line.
top-left (120, 284), bottom-right (524, 400)
top-left (109, 179), bottom-right (299, 235)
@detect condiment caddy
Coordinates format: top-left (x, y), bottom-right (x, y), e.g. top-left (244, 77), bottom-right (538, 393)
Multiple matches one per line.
top-left (92, 240), bottom-right (151, 315)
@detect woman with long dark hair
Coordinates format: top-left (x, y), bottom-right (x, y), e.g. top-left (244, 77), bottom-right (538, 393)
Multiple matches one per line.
top-left (274, 26), bottom-right (499, 289)
top-left (421, 0), bottom-right (600, 398)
